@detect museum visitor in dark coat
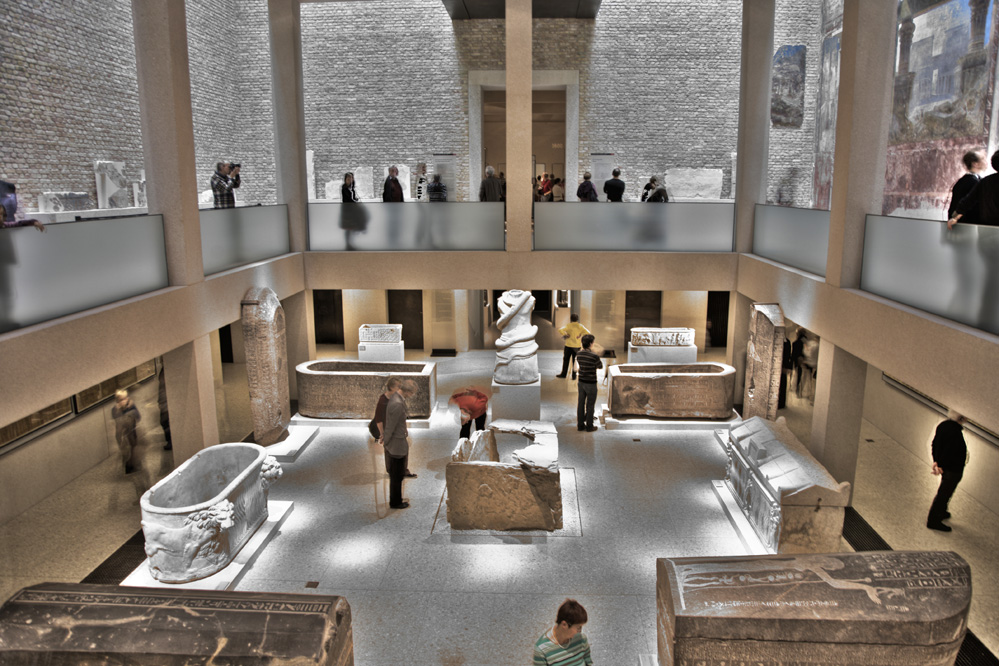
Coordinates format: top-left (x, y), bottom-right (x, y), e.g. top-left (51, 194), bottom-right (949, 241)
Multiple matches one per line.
top-left (926, 411), bottom-right (968, 532)
top-left (382, 165), bottom-right (404, 202)
top-left (603, 168), bottom-right (625, 202)
top-left (947, 151), bottom-right (985, 224)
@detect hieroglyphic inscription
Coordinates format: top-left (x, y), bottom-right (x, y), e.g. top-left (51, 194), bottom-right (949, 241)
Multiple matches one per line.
top-left (14, 589), bottom-right (335, 615)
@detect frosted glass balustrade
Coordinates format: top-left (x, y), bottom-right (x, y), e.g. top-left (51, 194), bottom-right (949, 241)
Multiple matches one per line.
top-left (861, 215), bottom-right (999, 336)
top-left (308, 202), bottom-right (505, 251)
top-left (200, 205), bottom-right (291, 275)
top-left (753, 204), bottom-right (829, 276)
top-left (0, 215), bottom-right (168, 335)
top-left (533, 202), bottom-right (735, 251)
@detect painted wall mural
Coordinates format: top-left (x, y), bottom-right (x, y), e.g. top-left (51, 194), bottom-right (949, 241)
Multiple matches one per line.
top-left (772, 45), bottom-right (807, 128)
top-left (812, 32), bottom-right (841, 210)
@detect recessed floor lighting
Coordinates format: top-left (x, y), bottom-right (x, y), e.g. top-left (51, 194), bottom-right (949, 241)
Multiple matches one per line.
top-left (865, 438), bottom-right (875, 443)
top-left (633, 438), bottom-right (641, 442)
top-left (305, 581), bottom-right (319, 588)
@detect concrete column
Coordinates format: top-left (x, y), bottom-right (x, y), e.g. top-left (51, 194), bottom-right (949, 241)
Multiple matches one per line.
top-left (726, 291), bottom-right (753, 405)
top-left (268, 0), bottom-right (309, 252)
top-left (163, 337), bottom-right (220, 464)
top-left (506, 0), bottom-right (533, 252)
top-left (733, 0), bottom-right (775, 253)
top-left (809, 339), bottom-right (867, 498)
top-left (282, 290), bottom-right (315, 401)
top-left (131, 0), bottom-right (203, 286)
top-left (826, 0), bottom-right (896, 288)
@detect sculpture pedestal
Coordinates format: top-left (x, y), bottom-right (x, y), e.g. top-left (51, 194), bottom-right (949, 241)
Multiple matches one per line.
top-left (358, 340), bottom-right (405, 362)
top-left (627, 342), bottom-right (697, 363)
top-left (490, 378), bottom-right (541, 421)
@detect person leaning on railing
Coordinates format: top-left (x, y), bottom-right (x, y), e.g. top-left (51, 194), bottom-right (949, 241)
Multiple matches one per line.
top-left (948, 150), bottom-right (999, 229)
top-left (0, 204), bottom-right (45, 232)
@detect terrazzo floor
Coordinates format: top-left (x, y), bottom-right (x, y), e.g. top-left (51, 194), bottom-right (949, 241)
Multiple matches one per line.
top-left (0, 348), bottom-right (996, 664)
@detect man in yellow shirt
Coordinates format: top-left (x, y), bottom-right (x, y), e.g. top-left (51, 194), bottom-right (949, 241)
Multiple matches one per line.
top-left (556, 313), bottom-right (590, 380)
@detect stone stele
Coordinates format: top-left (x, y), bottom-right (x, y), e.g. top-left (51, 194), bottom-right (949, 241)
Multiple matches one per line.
top-left (631, 327), bottom-right (696, 346)
top-left (723, 416), bottom-right (850, 553)
top-left (608, 362), bottom-right (735, 419)
top-left (0, 583), bottom-right (354, 665)
top-left (493, 289), bottom-right (540, 385)
top-left (242, 286), bottom-right (291, 446)
top-left (446, 419), bottom-right (561, 531)
top-left (743, 302), bottom-right (785, 421)
top-left (358, 323), bottom-right (402, 343)
top-left (140, 443), bottom-right (282, 583)
top-left (657, 550), bottom-right (971, 666)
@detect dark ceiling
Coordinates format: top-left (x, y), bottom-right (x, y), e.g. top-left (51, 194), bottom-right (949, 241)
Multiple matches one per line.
top-left (441, 0), bottom-right (601, 20)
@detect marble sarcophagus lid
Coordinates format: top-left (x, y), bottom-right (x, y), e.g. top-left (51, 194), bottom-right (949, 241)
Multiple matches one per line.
top-left (296, 360), bottom-right (436, 419)
top-left (608, 362), bottom-right (735, 419)
top-left (631, 327), bottom-right (695, 346)
top-left (0, 583), bottom-right (354, 665)
top-left (140, 443), bottom-right (282, 583)
top-left (723, 416), bottom-right (850, 553)
top-left (358, 323), bottom-right (402, 343)
top-left (657, 551), bottom-right (971, 666)
top-left (446, 419), bottom-right (562, 531)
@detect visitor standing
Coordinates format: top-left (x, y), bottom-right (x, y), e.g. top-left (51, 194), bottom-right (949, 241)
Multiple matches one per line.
top-left (646, 184), bottom-right (669, 202)
top-left (533, 599), bottom-right (593, 666)
top-left (576, 172), bottom-right (599, 202)
top-left (603, 168), bottom-right (625, 202)
top-left (372, 377), bottom-right (416, 478)
top-left (551, 178), bottom-right (565, 202)
top-left (427, 174), bottom-right (447, 202)
top-left (112, 389), bottom-right (141, 474)
top-left (383, 379), bottom-right (417, 509)
top-left (382, 165), bottom-right (404, 202)
top-left (947, 151), bottom-right (985, 225)
top-left (211, 161), bottom-right (240, 209)
top-left (927, 411), bottom-right (969, 532)
top-left (556, 314), bottom-right (590, 380)
top-left (479, 165), bottom-right (504, 202)
top-left (641, 176), bottom-right (659, 202)
top-left (575, 334), bottom-right (603, 432)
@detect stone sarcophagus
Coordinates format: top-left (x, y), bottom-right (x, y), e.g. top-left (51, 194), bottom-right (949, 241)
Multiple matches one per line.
top-left (357, 324), bottom-right (405, 361)
top-left (628, 327), bottom-right (698, 363)
top-left (358, 323), bottom-right (402, 343)
top-left (446, 419), bottom-right (561, 531)
top-left (723, 417), bottom-right (849, 553)
top-left (0, 583), bottom-right (354, 665)
top-left (140, 443), bottom-right (282, 583)
top-left (608, 362), bottom-right (735, 419)
top-left (657, 551), bottom-right (971, 666)
top-left (296, 360), bottom-right (436, 419)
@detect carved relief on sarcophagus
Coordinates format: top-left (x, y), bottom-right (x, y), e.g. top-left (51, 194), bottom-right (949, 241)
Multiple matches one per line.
top-left (722, 416), bottom-right (850, 553)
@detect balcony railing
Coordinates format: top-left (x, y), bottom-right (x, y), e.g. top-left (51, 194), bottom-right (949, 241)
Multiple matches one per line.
top-left (533, 201), bottom-right (735, 251)
top-left (0, 215), bottom-right (168, 335)
top-left (861, 214), bottom-right (999, 336)
top-left (308, 202), bottom-right (506, 251)
top-left (200, 204), bottom-right (291, 275)
top-left (753, 204), bottom-right (830, 276)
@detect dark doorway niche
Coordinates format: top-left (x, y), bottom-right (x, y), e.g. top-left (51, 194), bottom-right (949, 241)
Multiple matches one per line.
top-left (706, 291), bottom-right (731, 349)
top-left (624, 291), bottom-right (662, 348)
top-left (388, 290), bottom-right (424, 349)
top-left (313, 289), bottom-right (345, 345)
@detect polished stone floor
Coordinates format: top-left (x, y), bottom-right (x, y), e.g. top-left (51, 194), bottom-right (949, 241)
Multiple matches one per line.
top-left (0, 348), bottom-right (996, 665)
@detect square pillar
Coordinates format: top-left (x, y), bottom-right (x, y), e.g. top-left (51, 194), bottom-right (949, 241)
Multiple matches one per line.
top-left (505, 0), bottom-right (533, 252)
top-left (282, 290), bottom-right (316, 401)
top-left (163, 337), bottom-right (220, 463)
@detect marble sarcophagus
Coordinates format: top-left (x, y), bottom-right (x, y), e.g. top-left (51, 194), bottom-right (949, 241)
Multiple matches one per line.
top-left (657, 551), bottom-right (971, 666)
top-left (446, 419), bottom-right (562, 531)
top-left (608, 362), bottom-right (735, 419)
top-left (296, 360), bottom-right (436, 419)
top-left (722, 416), bottom-right (850, 553)
top-left (140, 443), bottom-right (282, 583)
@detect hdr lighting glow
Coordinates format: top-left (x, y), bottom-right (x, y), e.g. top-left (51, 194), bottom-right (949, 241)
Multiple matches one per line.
top-left (335, 535), bottom-right (390, 565)
top-left (468, 545), bottom-right (529, 581)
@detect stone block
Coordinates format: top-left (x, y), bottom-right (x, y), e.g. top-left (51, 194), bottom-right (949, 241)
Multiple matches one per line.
top-left (608, 363), bottom-right (735, 419)
top-left (743, 302), bottom-right (786, 421)
top-left (242, 286), bottom-right (291, 446)
top-left (358, 340), bottom-right (405, 362)
top-left (664, 168), bottom-right (724, 199)
top-left (358, 323), bottom-right (402, 343)
top-left (627, 342), bottom-right (698, 364)
top-left (0, 583), bottom-right (353, 665)
top-left (38, 191), bottom-right (90, 213)
top-left (657, 551), bottom-right (971, 666)
top-left (490, 378), bottom-right (541, 421)
top-left (296, 360), bottom-right (436, 419)
top-left (94, 160), bottom-right (129, 209)
top-left (630, 327), bottom-right (696, 346)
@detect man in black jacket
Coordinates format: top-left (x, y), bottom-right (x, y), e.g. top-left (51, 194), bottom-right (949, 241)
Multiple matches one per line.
top-left (947, 151), bottom-right (985, 225)
top-left (603, 168), bottom-right (625, 202)
top-left (926, 411), bottom-right (968, 532)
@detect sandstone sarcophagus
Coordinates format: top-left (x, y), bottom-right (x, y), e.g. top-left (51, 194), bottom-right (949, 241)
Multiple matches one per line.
top-left (296, 360), bottom-right (436, 419)
top-left (723, 416), bottom-right (850, 553)
top-left (608, 362), bottom-right (735, 419)
top-left (657, 551), bottom-right (971, 666)
top-left (139, 443), bottom-right (282, 583)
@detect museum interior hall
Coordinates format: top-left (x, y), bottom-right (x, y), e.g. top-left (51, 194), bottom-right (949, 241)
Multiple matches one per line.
top-left (1, 1), bottom-right (998, 664)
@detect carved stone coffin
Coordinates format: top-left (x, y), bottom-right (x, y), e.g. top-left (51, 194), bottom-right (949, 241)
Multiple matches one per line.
top-left (358, 323), bottom-right (402, 343)
top-left (724, 416), bottom-right (849, 553)
top-left (296, 360), bottom-right (436, 419)
top-left (0, 583), bottom-right (353, 665)
top-left (242, 286), bottom-right (291, 446)
top-left (630, 327), bottom-right (696, 346)
top-left (140, 443), bottom-right (282, 583)
top-left (446, 419), bottom-right (561, 531)
top-left (743, 302), bottom-right (785, 420)
top-left (608, 363), bottom-right (735, 419)
top-left (657, 551), bottom-right (971, 666)
top-left (38, 191), bottom-right (90, 213)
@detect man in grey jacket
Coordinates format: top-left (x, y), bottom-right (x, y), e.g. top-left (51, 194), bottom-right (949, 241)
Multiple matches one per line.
top-left (384, 379), bottom-right (417, 509)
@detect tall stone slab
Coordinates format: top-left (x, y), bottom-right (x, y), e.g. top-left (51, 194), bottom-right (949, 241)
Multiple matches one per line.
top-left (743, 302), bottom-right (785, 420)
top-left (242, 287), bottom-right (291, 445)
top-left (493, 289), bottom-right (539, 385)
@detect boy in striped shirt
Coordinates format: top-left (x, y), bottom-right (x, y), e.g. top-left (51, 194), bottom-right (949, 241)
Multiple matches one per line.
top-left (533, 599), bottom-right (593, 665)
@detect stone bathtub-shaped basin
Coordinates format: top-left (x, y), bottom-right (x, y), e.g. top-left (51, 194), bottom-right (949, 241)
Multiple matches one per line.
top-left (139, 443), bottom-right (282, 583)
top-left (608, 362), bottom-right (735, 419)
top-left (296, 360), bottom-right (436, 419)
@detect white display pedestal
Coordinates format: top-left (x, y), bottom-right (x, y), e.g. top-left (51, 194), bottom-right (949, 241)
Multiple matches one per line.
top-left (264, 424), bottom-right (319, 462)
top-left (490, 378), bottom-right (541, 421)
top-left (121, 500), bottom-right (294, 591)
top-left (627, 342), bottom-right (698, 363)
top-left (358, 340), bottom-right (405, 361)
